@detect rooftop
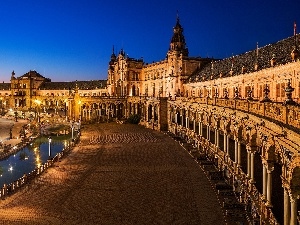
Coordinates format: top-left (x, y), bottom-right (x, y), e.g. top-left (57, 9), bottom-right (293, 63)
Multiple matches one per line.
top-left (188, 34), bottom-right (299, 83)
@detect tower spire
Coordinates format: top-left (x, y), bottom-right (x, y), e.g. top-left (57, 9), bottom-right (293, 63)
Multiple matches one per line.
top-left (168, 12), bottom-right (189, 57)
top-left (109, 45), bottom-right (116, 65)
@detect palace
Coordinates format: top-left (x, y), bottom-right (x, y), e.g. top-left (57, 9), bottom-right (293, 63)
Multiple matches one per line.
top-left (0, 17), bottom-right (300, 224)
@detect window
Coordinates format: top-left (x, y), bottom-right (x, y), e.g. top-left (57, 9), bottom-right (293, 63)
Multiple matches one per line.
top-left (276, 84), bottom-right (280, 97)
top-left (259, 85), bottom-right (263, 98)
top-left (281, 83), bottom-right (285, 97)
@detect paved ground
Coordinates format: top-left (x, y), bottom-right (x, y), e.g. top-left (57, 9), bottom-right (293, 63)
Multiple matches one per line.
top-left (0, 117), bottom-right (28, 147)
top-left (0, 123), bottom-right (226, 225)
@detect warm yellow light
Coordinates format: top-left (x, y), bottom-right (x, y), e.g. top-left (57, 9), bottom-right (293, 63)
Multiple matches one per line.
top-left (34, 99), bottom-right (41, 105)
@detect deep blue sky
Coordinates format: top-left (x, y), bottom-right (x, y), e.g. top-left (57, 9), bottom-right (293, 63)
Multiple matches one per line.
top-left (0, 0), bottom-right (299, 82)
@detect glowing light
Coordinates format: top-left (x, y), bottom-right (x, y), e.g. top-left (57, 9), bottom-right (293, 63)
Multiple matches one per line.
top-left (9, 166), bottom-right (13, 171)
top-left (34, 99), bottom-right (41, 105)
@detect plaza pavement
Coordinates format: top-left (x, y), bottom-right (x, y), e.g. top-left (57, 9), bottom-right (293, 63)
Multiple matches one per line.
top-left (0, 117), bottom-right (28, 147)
top-left (0, 122), bottom-right (226, 225)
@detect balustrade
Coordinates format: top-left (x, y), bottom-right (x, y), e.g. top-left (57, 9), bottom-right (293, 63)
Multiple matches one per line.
top-left (176, 97), bottom-right (300, 130)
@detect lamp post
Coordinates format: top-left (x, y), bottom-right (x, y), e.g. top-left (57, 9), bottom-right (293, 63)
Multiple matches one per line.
top-left (48, 136), bottom-right (52, 157)
top-left (64, 100), bottom-right (67, 120)
top-left (70, 120), bottom-right (75, 141)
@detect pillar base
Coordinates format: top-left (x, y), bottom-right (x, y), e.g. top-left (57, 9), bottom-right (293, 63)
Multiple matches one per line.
top-left (265, 200), bottom-right (273, 208)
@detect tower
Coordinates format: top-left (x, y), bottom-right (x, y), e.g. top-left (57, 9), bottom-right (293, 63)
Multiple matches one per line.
top-left (166, 14), bottom-right (189, 97)
top-left (168, 14), bottom-right (189, 57)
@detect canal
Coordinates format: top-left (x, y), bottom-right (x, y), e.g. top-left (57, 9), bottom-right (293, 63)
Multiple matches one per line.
top-left (0, 134), bottom-right (72, 188)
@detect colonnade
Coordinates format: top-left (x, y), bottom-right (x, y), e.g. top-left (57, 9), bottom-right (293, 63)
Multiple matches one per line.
top-left (168, 103), bottom-right (300, 225)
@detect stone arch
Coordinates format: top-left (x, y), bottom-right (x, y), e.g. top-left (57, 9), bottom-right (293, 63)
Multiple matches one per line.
top-left (288, 164), bottom-right (300, 196)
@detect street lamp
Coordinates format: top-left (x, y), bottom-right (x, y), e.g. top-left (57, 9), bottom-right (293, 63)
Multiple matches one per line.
top-left (34, 99), bottom-right (41, 123)
top-left (70, 121), bottom-right (75, 141)
top-left (48, 136), bottom-right (52, 157)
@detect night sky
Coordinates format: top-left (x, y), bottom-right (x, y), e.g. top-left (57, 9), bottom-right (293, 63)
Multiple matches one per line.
top-left (0, 0), bottom-right (299, 82)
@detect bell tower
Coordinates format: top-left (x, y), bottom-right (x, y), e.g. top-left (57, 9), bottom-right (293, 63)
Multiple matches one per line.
top-left (168, 14), bottom-right (189, 57)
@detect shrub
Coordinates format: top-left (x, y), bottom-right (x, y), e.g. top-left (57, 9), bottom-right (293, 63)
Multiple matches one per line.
top-left (127, 114), bottom-right (141, 124)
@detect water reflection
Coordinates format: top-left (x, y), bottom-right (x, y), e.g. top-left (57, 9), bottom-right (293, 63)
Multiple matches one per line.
top-left (0, 134), bottom-right (71, 187)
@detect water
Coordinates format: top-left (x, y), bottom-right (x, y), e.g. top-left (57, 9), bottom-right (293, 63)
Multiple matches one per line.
top-left (0, 135), bottom-right (71, 187)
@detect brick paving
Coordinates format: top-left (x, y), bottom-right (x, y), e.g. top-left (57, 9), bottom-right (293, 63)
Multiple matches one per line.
top-left (0, 123), bottom-right (226, 225)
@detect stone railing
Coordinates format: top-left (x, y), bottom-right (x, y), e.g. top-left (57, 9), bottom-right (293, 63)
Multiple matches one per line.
top-left (177, 97), bottom-right (300, 130)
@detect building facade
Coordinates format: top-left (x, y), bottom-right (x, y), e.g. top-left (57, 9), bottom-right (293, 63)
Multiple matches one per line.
top-left (0, 17), bottom-right (300, 224)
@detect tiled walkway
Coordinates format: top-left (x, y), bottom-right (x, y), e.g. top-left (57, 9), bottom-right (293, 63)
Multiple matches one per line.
top-left (0, 123), bottom-right (225, 225)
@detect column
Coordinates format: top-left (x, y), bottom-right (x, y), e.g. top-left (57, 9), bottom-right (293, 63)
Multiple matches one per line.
top-left (290, 196), bottom-right (297, 225)
top-left (199, 122), bottom-right (203, 136)
top-left (145, 105), bottom-right (149, 122)
top-left (234, 139), bottom-right (238, 164)
top-left (215, 129), bottom-right (219, 147)
top-left (181, 113), bottom-right (183, 127)
top-left (152, 106), bottom-right (155, 122)
top-left (175, 112), bottom-right (178, 124)
top-left (266, 166), bottom-right (273, 206)
top-left (198, 121), bottom-right (201, 135)
top-left (247, 148), bottom-right (251, 177)
top-left (207, 125), bottom-right (210, 141)
top-left (284, 189), bottom-right (290, 225)
top-left (263, 164), bottom-right (267, 198)
top-left (186, 116), bottom-right (189, 129)
top-left (193, 120), bottom-right (196, 132)
top-left (226, 135), bottom-right (230, 155)
top-left (223, 133), bottom-right (227, 152)
top-left (237, 141), bottom-right (241, 166)
top-left (250, 151), bottom-right (255, 182)
top-left (214, 129), bottom-right (217, 146)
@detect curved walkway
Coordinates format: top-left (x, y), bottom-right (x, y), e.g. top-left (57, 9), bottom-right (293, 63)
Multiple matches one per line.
top-left (0, 123), bottom-right (225, 225)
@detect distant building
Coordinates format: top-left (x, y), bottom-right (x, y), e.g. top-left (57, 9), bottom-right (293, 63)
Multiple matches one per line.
top-left (107, 16), bottom-right (213, 98)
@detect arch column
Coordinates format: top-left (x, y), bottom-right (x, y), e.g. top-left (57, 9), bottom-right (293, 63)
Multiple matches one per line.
top-left (284, 188), bottom-right (290, 225)
top-left (193, 119), bottom-right (196, 132)
top-left (215, 128), bottom-right (219, 147)
top-left (237, 141), bottom-right (241, 166)
top-left (207, 125), bottom-right (210, 141)
top-left (263, 162), bottom-right (274, 207)
top-left (290, 195), bottom-right (298, 225)
top-left (247, 146), bottom-right (251, 178)
top-left (223, 132), bottom-right (227, 152)
top-left (246, 145), bottom-right (256, 183)
top-left (152, 105), bottom-right (155, 122)
top-left (234, 138), bottom-right (238, 165)
top-left (185, 110), bottom-right (189, 128)
top-left (199, 121), bottom-right (203, 136)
